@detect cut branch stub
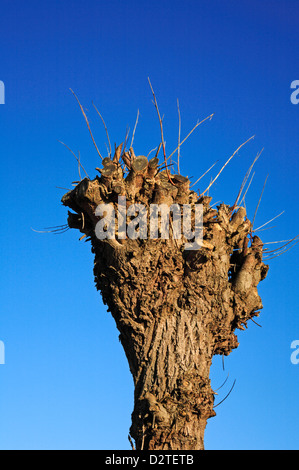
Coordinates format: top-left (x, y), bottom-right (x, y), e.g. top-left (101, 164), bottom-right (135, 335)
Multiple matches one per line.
top-left (172, 174), bottom-right (190, 204)
top-left (113, 142), bottom-right (123, 163)
top-left (61, 143), bottom-right (269, 450)
top-left (122, 151), bottom-right (132, 170)
top-left (147, 156), bottom-right (159, 178)
top-left (102, 156), bottom-right (113, 167)
top-left (131, 155), bottom-right (148, 174)
top-left (98, 162), bottom-right (117, 189)
top-left (129, 146), bottom-right (136, 160)
top-left (126, 155), bottom-right (149, 193)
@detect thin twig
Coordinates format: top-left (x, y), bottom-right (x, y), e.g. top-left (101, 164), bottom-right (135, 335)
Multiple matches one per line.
top-left (31, 226), bottom-right (70, 234)
top-left (207, 176), bottom-right (213, 197)
top-left (167, 113), bottom-right (214, 162)
top-left (128, 434), bottom-right (135, 451)
top-left (147, 146), bottom-right (158, 158)
top-left (253, 211), bottom-right (285, 232)
top-left (130, 109), bottom-right (140, 149)
top-left (240, 171), bottom-right (255, 206)
top-left (250, 317), bottom-right (262, 327)
top-left (263, 239), bottom-right (297, 245)
top-left (252, 173), bottom-right (269, 228)
top-left (253, 225), bottom-right (276, 233)
top-left (263, 239), bottom-right (299, 260)
top-left (155, 142), bottom-right (162, 158)
top-left (148, 77), bottom-right (174, 185)
top-left (214, 373), bottom-right (230, 392)
top-left (121, 127), bottom-right (130, 156)
top-left (58, 141), bottom-right (89, 179)
top-left (43, 224), bottom-right (69, 230)
top-left (214, 379), bottom-right (236, 408)
top-left (190, 160), bottom-right (218, 188)
top-left (262, 234), bottom-right (299, 254)
top-left (141, 424), bottom-right (146, 450)
top-left (52, 228), bottom-right (70, 234)
top-left (202, 136), bottom-right (255, 196)
top-left (232, 149), bottom-right (263, 210)
top-left (55, 186), bottom-right (72, 191)
top-left (77, 151), bottom-right (82, 180)
top-left (210, 200), bottom-right (221, 208)
top-left (92, 102), bottom-right (112, 158)
top-left (70, 88), bottom-right (103, 160)
top-left (177, 98), bottom-right (181, 174)
top-left (104, 142), bottom-right (110, 157)
top-left (157, 163), bottom-right (175, 173)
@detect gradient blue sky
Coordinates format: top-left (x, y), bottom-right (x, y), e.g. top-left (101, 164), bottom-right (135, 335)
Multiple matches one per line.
top-left (1, 0), bottom-right (299, 450)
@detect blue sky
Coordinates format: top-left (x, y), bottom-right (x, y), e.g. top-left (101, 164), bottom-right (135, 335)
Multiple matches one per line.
top-left (0, 0), bottom-right (298, 450)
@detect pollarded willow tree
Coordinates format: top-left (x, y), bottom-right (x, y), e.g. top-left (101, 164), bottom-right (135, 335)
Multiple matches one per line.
top-left (59, 84), bottom-right (294, 450)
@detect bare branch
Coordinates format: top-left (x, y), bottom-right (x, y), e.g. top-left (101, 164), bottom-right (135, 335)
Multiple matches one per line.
top-left (190, 160), bottom-right (218, 188)
top-left (130, 109), bottom-right (140, 149)
top-left (77, 150), bottom-right (82, 181)
top-left (263, 238), bottom-right (299, 260)
top-left (147, 146), bottom-right (158, 158)
top-left (232, 149), bottom-right (263, 210)
top-left (128, 434), bottom-right (135, 451)
top-left (58, 140), bottom-right (89, 179)
top-left (253, 210), bottom-right (285, 232)
top-left (92, 102), bottom-right (112, 158)
top-left (240, 171), bottom-right (255, 206)
top-left (214, 373), bottom-right (230, 392)
top-left (214, 379), bottom-right (236, 408)
top-left (263, 239), bottom-right (297, 245)
top-left (263, 234), bottom-right (299, 255)
top-left (70, 88), bottom-right (103, 160)
top-left (250, 318), bottom-right (262, 327)
top-left (148, 77), bottom-right (174, 185)
top-left (124, 126), bottom-right (130, 154)
top-left (31, 225), bottom-right (70, 234)
top-left (252, 174), bottom-right (269, 228)
top-left (253, 226), bottom-right (276, 233)
top-left (42, 224), bottom-right (69, 230)
top-left (167, 113), bottom-right (214, 162)
top-left (155, 142), bottom-right (162, 158)
top-left (177, 98), bottom-right (181, 174)
top-left (201, 135), bottom-right (255, 196)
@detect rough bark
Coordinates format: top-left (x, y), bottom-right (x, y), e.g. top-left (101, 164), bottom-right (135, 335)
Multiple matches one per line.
top-left (61, 147), bottom-right (269, 450)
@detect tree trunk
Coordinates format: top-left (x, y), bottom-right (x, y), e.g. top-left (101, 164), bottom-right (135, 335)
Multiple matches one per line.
top-left (61, 148), bottom-right (269, 450)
